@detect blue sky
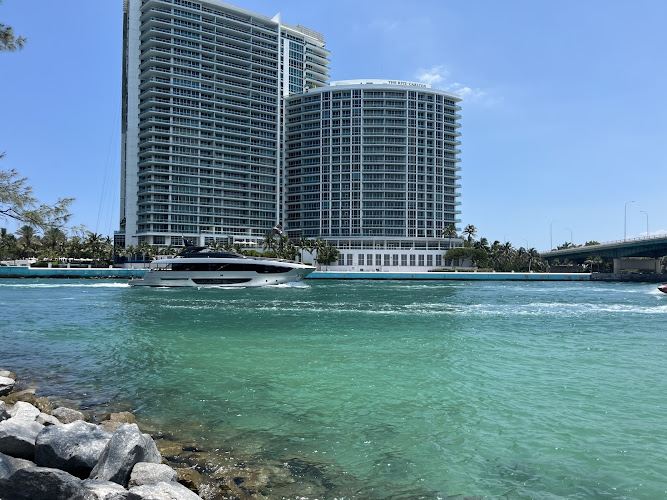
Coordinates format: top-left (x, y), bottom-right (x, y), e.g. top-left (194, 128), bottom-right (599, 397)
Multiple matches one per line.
top-left (1, 0), bottom-right (665, 250)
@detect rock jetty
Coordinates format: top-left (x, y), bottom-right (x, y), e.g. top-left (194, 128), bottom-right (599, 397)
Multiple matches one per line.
top-left (0, 368), bottom-right (201, 500)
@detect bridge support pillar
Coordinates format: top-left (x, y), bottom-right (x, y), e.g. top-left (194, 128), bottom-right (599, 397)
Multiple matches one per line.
top-left (613, 258), bottom-right (662, 274)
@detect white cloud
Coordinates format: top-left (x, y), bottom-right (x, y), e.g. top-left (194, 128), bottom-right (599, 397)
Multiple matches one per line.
top-left (369, 18), bottom-right (400, 32)
top-left (415, 65), bottom-right (489, 103)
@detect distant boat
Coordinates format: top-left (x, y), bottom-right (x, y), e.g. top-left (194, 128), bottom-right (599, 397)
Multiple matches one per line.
top-left (659, 284), bottom-right (667, 294)
top-left (129, 246), bottom-right (314, 287)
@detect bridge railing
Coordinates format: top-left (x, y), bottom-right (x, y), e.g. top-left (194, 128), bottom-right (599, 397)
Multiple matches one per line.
top-left (543, 233), bottom-right (667, 254)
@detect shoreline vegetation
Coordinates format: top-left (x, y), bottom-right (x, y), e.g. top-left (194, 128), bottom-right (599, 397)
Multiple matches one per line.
top-left (1, 367), bottom-right (362, 500)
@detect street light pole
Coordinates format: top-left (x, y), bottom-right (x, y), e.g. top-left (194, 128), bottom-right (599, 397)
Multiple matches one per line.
top-left (550, 220), bottom-right (558, 250)
top-left (640, 210), bottom-right (648, 238)
top-left (624, 201), bottom-right (634, 241)
top-left (565, 228), bottom-right (573, 246)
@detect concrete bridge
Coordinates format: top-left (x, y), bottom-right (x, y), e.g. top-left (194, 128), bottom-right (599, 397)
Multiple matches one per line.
top-left (541, 235), bottom-right (667, 273)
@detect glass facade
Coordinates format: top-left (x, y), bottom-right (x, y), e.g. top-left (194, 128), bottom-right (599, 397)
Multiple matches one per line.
top-left (283, 82), bottom-right (462, 241)
top-left (119, 0), bottom-right (329, 247)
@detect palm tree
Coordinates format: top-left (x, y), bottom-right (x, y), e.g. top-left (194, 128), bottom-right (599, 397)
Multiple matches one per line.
top-left (41, 227), bottom-right (67, 260)
top-left (316, 243), bottom-right (339, 271)
top-left (441, 223), bottom-right (458, 238)
top-left (462, 224), bottom-right (477, 243)
top-left (262, 231), bottom-right (277, 252)
top-left (527, 248), bottom-right (541, 272)
top-left (298, 236), bottom-right (310, 262)
top-left (15, 225), bottom-right (39, 258)
top-left (84, 232), bottom-right (104, 261)
top-left (0, 227), bottom-right (19, 260)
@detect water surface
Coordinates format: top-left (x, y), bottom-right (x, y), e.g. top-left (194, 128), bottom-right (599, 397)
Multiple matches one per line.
top-left (1, 279), bottom-right (665, 498)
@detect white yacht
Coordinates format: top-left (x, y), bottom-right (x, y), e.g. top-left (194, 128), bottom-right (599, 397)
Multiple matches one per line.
top-left (129, 247), bottom-right (315, 287)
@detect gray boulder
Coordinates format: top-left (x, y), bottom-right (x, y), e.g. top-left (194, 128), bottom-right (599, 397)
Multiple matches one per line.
top-left (0, 375), bottom-right (15, 397)
top-left (0, 451), bottom-right (35, 480)
top-left (82, 479), bottom-right (130, 499)
top-left (127, 481), bottom-right (202, 500)
top-left (9, 401), bottom-right (41, 421)
top-left (37, 412), bottom-right (61, 426)
top-left (90, 423), bottom-right (162, 487)
top-left (0, 416), bottom-right (44, 459)
top-left (0, 400), bottom-right (9, 421)
top-left (128, 462), bottom-right (177, 487)
top-left (0, 465), bottom-right (89, 500)
top-left (52, 406), bottom-right (86, 424)
top-left (35, 420), bottom-right (113, 478)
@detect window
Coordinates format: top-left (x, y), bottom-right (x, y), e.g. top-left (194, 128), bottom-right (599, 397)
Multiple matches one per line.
top-left (418, 255), bottom-right (425, 266)
top-left (384, 254), bottom-right (390, 266)
top-left (393, 254), bottom-right (399, 266)
top-left (401, 254), bottom-right (407, 266)
top-left (375, 254), bottom-right (382, 266)
top-left (347, 254), bottom-right (353, 266)
top-left (358, 254), bottom-right (364, 265)
top-left (427, 255), bottom-right (433, 267)
top-left (409, 255), bottom-right (416, 266)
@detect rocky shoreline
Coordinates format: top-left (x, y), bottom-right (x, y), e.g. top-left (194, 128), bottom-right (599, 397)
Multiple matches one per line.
top-left (1, 368), bottom-right (323, 500)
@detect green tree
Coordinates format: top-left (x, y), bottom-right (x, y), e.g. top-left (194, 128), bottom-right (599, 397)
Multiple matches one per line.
top-left (298, 236), bottom-right (310, 262)
top-left (441, 223), bottom-right (458, 238)
top-left (262, 231), bottom-right (277, 252)
top-left (0, 1), bottom-right (27, 52)
top-left (15, 224), bottom-right (40, 258)
top-left (0, 227), bottom-right (18, 259)
top-left (443, 247), bottom-right (488, 268)
top-left (462, 224), bottom-right (477, 243)
top-left (1, 154), bottom-right (73, 229)
top-left (40, 227), bottom-right (67, 261)
top-left (316, 243), bottom-right (339, 270)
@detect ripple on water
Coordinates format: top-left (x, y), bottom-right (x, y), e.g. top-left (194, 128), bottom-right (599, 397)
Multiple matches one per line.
top-left (0, 279), bottom-right (665, 498)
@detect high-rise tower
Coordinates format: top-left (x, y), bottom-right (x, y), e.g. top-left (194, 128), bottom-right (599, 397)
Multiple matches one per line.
top-left (283, 80), bottom-right (462, 270)
top-left (118, 0), bottom-right (329, 249)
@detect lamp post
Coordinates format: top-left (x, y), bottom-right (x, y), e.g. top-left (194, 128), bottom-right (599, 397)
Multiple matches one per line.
top-left (565, 228), bottom-right (573, 247)
top-left (640, 210), bottom-right (648, 238)
top-left (624, 201), bottom-right (634, 241)
top-left (550, 220), bottom-right (559, 250)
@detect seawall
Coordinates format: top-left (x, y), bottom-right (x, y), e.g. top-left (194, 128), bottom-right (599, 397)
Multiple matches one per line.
top-left (0, 266), bottom-right (148, 279)
top-left (308, 271), bottom-right (591, 281)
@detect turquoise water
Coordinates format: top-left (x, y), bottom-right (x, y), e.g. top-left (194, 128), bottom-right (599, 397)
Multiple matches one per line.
top-left (1, 279), bottom-right (665, 498)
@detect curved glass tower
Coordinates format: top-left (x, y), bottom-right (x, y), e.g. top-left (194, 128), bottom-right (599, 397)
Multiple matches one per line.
top-left (283, 80), bottom-right (462, 269)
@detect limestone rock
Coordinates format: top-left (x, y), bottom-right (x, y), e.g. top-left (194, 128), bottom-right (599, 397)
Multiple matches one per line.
top-left (90, 423), bottom-right (162, 487)
top-left (9, 401), bottom-right (41, 421)
top-left (52, 406), bottom-right (86, 424)
top-left (0, 451), bottom-right (35, 480)
top-left (0, 376), bottom-right (15, 397)
top-left (99, 420), bottom-right (125, 433)
top-left (35, 420), bottom-right (113, 478)
top-left (35, 396), bottom-right (53, 414)
top-left (129, 462), bottom-right (178, 487)
top-left (176, 467), bottom-right (206, 492)
top-left (127, 481), bottom-right (202, 500)
top-left (0, 369), bottom-right (18, 380)
top-left (0, 416), bottom-right (44, 459)
top-left (82, 478), bottom-right (130, 500)
top-left (0, 465), bottom-right (89, 500)
top-left (2, 388), bottom-right (37, 406)
top-left (38, 412), bottom-right (61, 426)
top-left (103, 411), bottom-right (137, 425)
